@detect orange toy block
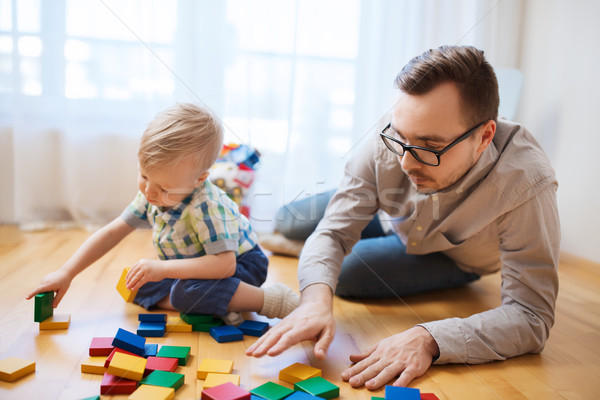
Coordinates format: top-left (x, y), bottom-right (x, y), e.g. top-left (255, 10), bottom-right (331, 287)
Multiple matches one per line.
top-left (107, 352), bottom-right (147, 381)
top-left (116, 267), bottom-right (138, 302)
top-left (0, 357), bottom-right (36, 382)
top-left (279, 362), bottom-right (322, 384)
top-left (81, 356), bottom-right (108, 375)
top-left (129, 384), bottom-right (175, 400)
top-left (197, 359), bottom-right (234, 379)
top-left (202, 373), bottom-right (240, 388)
top-left (166, 316), bottom-right (192, 332)
top-left (39, 314), bottom-right (71, 330)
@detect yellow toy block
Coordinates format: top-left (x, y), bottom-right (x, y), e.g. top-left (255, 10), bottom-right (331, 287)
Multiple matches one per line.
top-left (116, 267), bottom-right (138, 302)
top-left (0, 357), bottom-right (36, 382)
top-left (202, 373), bottom-right (240, 388)
top-left (279, 362), bottom-right (322, 384)
top-left (107, 351), bottom-right (147, 381)
top-left (166, 316), bottom-right (192, 332)
top-left (81, 356), bottom-right (108, 375)
top-left (129, 384), bottom-right (175, 400)
top-left (39, 314), bottom-right (71, 330)
top-left (197, 358), bottom-right (234, 379)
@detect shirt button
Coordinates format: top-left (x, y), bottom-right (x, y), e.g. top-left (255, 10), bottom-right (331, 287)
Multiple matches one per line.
top-left (431, 194), bottom-right (439, 201)
top-left (416, 226), bottom-right (423, 231)
top-left (411, 241), bottom-right (417, 246)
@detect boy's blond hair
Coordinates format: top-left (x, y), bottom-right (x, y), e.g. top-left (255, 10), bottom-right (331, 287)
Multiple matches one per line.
top-left (138, 103), bottom-right (224, 174)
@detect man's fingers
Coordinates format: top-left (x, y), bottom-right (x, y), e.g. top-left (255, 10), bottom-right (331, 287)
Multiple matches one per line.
top-left (313, 325), bottom-right (335, 360)
top-left (349, 344), bottom-right (376, 363)
top-left (393, 366), bottom-right (423, 388)
top-left (348, 360), bottom-right (389, 388)
top-left (246, 327), bottom-right (287, 357)
top-left (365, 361), bottom-right (404, 390)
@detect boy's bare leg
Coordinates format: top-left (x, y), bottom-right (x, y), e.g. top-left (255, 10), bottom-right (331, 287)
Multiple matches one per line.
top-left (227, 282), bottom-right (264, 312)
top-left (157, 294), bottom-right (176, 310)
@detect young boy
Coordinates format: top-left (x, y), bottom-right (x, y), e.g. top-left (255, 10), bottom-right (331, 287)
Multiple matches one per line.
top-left (27, 103), bottom-right (299, 323)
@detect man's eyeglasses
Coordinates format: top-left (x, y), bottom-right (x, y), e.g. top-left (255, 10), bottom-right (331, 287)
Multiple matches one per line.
top-left (380, 121), bottom-right (486, 166)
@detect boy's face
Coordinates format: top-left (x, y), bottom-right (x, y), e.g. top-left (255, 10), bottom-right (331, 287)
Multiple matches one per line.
top-left (138, 158), bottom-right (208, 208)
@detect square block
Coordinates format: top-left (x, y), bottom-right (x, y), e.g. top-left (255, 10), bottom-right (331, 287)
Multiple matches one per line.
top-left (104, 347), bottom-right (139, 368)
top-left (144, 343), bottom-right (159, 358)
top-left (116, 267), bottom-right (138, 302)
top-left (100, 372), bottom-right (138, 395)
top-left (251, 381), bottom-right (295, 400)
top-left (80, 396), bottom-right (101, 400)
top-left (193, 318), bottom-right (224, 332)
top-left (107, 352), bottom-right (147, 381)
top-left (89, 336), bottom-right (115, 356)
top-left (137, 321), bottom-right (166, 337)
top-left (141, 370), bottom-right (185, 391)
top-left (294, 377), bottom-right (339, 399)
top-left (81, 356), bottom-right (108, 375)
top-left (156, 345), bottom-right (190, 366)
top-left (139, 313), bottom-right (167, 322)
top-left (420, 394), bottom-right (440, 400)
top-left (385, 386), bottom-right (420, 399)
top-left (113, 328), bottom-right (146, 356)
top-left (286, 391), bottom-right (326, 399)
top-left (34, 291), bottom-right (53, 322)
top-left (209, 325), bottom-right (244, 343)
top-left (145, 357), bottom-right (178, 374)
top-left (197, 358), bottom-right (234, 379)
top-left (129, 384), bottom-right (174, 400)
top-left (0, 357), bottom-right (35, 382)
top-left (203, 373), bottom-right (240, 388)
top-left (279, 362), bottom-right (321, 384)
top-left (238, 320), bottom-right (269, 337)
top-left (202, 382), bottom-right (251, 400)
top-left (39, 314), bottom-right (70, 330)
top-left (166, 316), bottom-right (193, 332)
top-left (180, 312), bottom-right (214, 325)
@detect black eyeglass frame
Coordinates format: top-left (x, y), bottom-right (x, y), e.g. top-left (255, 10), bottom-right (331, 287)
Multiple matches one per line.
top-left (379, 121), bottom-right (487, 166)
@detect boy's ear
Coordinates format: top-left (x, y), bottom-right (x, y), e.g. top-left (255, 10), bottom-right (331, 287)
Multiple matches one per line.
top-left (195, 171), bottom-right (210, 187)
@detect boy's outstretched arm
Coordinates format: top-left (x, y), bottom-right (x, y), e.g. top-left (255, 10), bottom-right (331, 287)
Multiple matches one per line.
top-left (26, 217), bottom-right (135, 307)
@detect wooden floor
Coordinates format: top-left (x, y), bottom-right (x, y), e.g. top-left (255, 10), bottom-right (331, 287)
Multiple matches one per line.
top-left (0, 226), bottom-right (598, 399)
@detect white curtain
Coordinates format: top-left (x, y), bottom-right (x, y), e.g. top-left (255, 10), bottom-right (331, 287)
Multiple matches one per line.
top-left (0, 0), bottom-right (523, 231)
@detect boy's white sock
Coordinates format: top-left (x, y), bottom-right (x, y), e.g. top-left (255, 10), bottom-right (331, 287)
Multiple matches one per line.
top-left (259, 283), bottom-right (300, 319)
top-left (221, 311), bottom-right (244, 326)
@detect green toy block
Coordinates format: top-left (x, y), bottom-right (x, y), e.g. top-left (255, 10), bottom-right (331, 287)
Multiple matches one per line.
top-left (140, 369), bottom-right (185, 391)
top-left (180, 312), bottom-right (214, 325)
top-left (294, 376), bottom-right (339, 399)
top-left (193, 318), bottom-right (224, 332)
top-left (251, 381), bottom-right (294, 400)
top-left (34, 292), bottom-right (54, 322)
top-left (156, 345), bottom-right (190, 366)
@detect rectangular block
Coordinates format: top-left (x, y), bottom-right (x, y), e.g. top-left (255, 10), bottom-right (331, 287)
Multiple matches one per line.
top-left (294, 377), bottom-right (339, 399)
top-left (286, 391), bottom-right (327, 399)
top-left (156, 345), bottom-right (190, 366)
top-left (420, 394), bottom-right (440, 400)
top-left (81, 356), bottom-right (108, 375)
top-left (141, 370), bottom-right (185, 391)
top-left (251, 381), bottom-right (294, 400)
top-left (279, 362), bottom-right (321, 384)
top-left (197, 359), bottom-right (234, 379)
top-left (113, 328), bottom-right (146, 356)
top-left (89, 337), bottom-right (115, 356)
top-left (180, 312), bottom-right (214, 325)
top-left (116, 267), bottom-right (138, 302)
top-left (193, 319), bottom-right (224, 332)
top-left (39, 314), bottom-right (70, 330)
top-left (385, 386), bottom-right (420, 400)
top-left (202, 382), bottom-right (251, 400)
top-left (104, 347), bottom-right (139, 368)
top-left (129, 384), bottom-right (175, 400)
top-left (0, 357), bottom-right (36, 382)
top-left (203, 373), bottom-right (240, 388)
top-left (137, 321), bottom-right (166, 337)
top-left (139, 313), bottom-right (167, 322)
top-left (100, 372), bottom-right (138, 395)
top-left (107, 352), bottom-right (147, 381)
top-left (145, 356), bottom-right (179, 374)
top-left (34, 291), bottom-right (53, 322)
top-left (144, 343), bottom-right (159, 358)
top-left (209, 325), bottom-right (244, 343)
top-left (238, 320), bottom-right (269, 337)
top-left (166, 316), bottom-right (193, 332)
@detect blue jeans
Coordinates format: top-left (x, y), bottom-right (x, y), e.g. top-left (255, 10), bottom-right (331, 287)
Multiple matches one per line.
top-left (275, 190), bottom-right (479, 298)
top-left (133, 245), bottom-right (268, 315)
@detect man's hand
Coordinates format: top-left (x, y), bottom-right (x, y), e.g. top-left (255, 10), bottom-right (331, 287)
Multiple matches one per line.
top-left (246, 284), bottom-right (335, 359)
top-left (126, 259), bottom-right (166, 291)
top-left (341, 326), bottom-right (439, 390)
top-left (26, 268), bottom-right (74, 307)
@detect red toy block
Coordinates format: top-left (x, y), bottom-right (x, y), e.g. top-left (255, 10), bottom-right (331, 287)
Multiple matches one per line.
top-left (104, 347), bottom-right (138, 368)
top-left (145, 356), bottom-right (179, 375)
top-left (89, 337), bottom-right (115, 356)
top-left (202, 382), bottom-right (251, 400)
top-left (100, 372), bottom-right (138, 395)
top-left (421, 394), bottom-right (440, 400)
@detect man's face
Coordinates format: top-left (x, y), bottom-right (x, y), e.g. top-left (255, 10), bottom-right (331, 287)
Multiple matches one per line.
top-left (390, 82), bottom-right (495, 193)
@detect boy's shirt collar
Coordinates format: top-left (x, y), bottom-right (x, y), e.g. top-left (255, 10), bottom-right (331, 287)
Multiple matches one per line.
top-left (154, 183), bottom-right (204, 225)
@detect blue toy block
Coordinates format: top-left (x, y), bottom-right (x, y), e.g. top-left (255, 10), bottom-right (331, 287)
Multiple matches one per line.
top-left (209, 325), bottom-right (244, 343)
top-left (139, 313), bottom-right (167, 322)
top-left (238, 320), bottom-right (269, 337)
top-left (137, 321), bottom-right (166, 337)
top-left (286, 391), bottom-right (326, 399)
top-left (112, 328), bottom-right (146, 357)
top-left (384, 385), bottom-right (420, 399)
top-left (144, 343), bottom-right (158, 358)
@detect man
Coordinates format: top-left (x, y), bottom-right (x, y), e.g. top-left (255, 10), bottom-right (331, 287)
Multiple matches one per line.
top-left (247, 45), bottom-right (560, 390)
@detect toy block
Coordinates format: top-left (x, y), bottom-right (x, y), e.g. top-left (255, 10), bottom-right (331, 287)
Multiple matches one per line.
top-left (201, 382), bottom-right (251, 400)
top-left (180, 312), bottom-right (214, 325)
top-left (80, 396), bottom-right (101, 400)
top-left (197, 358), bottom-right (234, 379)
top-left (209, 325), bottom-right (244, 343)
top-left (117, 267), bottom-right (138, 302)
top-left (139, 313), bottom-right (167, 322)
top-left (238, 320), bottom-right (269, 337)
top-left (371, 397), bottom-right (385, 400)
top-left (89, 336), bottom-right (115, 356)
top-left (39, 313), bottom-right (71, 330)
top-left (100, 372), bottom-right (138, 395)
top-left (104, 347), bottom-right (139, 368)
top-left (166, 316), bottom-right (193, 332)
top-left (80, 356), bottom-right (108, 374)
top-left (0, 357), bottom-right (35, 382)
top-left (107, 352), bottom-right (147, 381)
top-left (250, 381), bottom-right (295, 400)
top-left (193, 318), bottom-right (224, 332)
top-left (145, 357), bottom-right (178, 375)
top-left (113, 328), bottom-right (147, 356)
top-left (34, 291), bottom-right (53, 322)
top-left (286, 391), bottom-right (326, 399)
top-left (156, 345), bottom-right (190, 366)
top-left (137, 321), bottom-right (166, 337)
top-left (420, 394), bottom-right (440, 400)
top-left (279, 362), bottom-right (322, 384)
top-left (144, 343), bottom-right (159, 357)
top-left (141, 370), bottom-right (185, 390)
top-left (203, 373), bottom-right (240, 388)
top-left (129, 384), bottom-right (175, 400)
top-left (294, 377), bottom-right (339, 399)
top-left (385, 386), bottom-right (420, 399)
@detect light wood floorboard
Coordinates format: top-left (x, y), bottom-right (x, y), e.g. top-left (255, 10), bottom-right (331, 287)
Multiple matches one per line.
top-left (0, 226), bottom-right (598, 399)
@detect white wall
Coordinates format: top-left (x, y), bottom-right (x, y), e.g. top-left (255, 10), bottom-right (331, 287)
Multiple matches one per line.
top-left (0, 128), bottom-right (14, 224)
top-left (518, 0), bottom-right (600, 263)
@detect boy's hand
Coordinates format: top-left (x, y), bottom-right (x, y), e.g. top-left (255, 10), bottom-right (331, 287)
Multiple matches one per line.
top-left (126, 259), bottom-right (166, 291)
top-left (26, 269), bottom-right (73, 307)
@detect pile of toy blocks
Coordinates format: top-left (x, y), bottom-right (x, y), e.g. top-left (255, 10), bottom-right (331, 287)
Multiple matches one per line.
top-left (34, 291), bottom-right (70, 330)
